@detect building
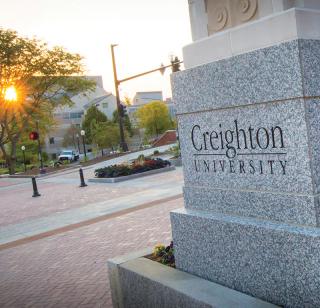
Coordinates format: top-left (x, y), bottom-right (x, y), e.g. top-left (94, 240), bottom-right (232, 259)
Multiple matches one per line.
top-left (132, 91), bottom-right (163, 106)
top-left (44, 76), bottom-right (117, 158)
top-left (127, 91), bottom-right (176, 128)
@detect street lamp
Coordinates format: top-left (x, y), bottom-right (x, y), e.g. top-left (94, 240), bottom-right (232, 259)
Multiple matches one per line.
top-left (81, 130), bottom-right (87, 159)
top-left (110, 44), bottom-right (182, 153)
top-left (21, 145), bottom-right (26, 172)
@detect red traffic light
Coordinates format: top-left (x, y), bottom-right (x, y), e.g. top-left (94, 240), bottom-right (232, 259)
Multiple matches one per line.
top-left (29, 131), bottom-right (39, 141)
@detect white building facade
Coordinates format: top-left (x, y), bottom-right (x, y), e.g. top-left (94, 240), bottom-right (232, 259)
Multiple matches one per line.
top-left (45, 76), bottom-right (117, 158)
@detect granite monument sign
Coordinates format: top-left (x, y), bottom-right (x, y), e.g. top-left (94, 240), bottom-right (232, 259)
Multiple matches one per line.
top-left (108, 1), bottom-right (320, 307)
top-left (171, 0), bottom-right (320, 307)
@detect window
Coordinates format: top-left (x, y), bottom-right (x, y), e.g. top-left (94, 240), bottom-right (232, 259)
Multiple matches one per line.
top-left (49, 137), bottom-right (55, 144)
top-left (102, 102), bottom-right (108, 109)
top-left (70, 112), bottom-right (84, 119)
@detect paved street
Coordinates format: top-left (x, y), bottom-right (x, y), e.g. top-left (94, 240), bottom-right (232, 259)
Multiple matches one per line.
top-left (0, 147), bottom-right (184, 307)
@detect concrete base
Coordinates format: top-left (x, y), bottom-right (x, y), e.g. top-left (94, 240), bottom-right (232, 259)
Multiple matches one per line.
top-left (169, 157), bottom-right (182, 167)
top-left (89, 166), bottom-right (175, 183)
top-left (108, 248), bottom-right (278, 308)
top-left (171, 208), bottom-right (320, 307)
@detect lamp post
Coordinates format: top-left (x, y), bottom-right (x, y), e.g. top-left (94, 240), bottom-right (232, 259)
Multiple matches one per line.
top-left (110, 44), bottom-right (182, 153)
top-left (81, 130), bottom-right (87, 159)
top-left (21, 145), bottom-right (26, 172)
top-left (76, 133), bottom-right (81, 154)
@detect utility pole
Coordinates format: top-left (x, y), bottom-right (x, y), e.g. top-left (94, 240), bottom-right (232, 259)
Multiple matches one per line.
top-left (111, 44), bottom-right (129, 152)
top-left (110, 44), bottom-right (183, 153)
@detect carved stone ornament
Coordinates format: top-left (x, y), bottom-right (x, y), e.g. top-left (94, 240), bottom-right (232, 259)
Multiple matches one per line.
top-left (205, 0), bottom-right (258, 35)
top-left (237, 0), bottom-right (257, 21)
top-left (212, 6), bottom-right (228, 31)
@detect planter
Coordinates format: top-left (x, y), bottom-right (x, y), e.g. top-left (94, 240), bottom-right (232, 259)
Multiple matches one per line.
top-left (89, 165), bottom-right (175, 183)
top-left (108, 248), bottom-right (279, 308)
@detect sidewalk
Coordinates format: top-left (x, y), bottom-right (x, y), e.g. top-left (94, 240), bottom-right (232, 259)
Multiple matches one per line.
top-left (0, 197), bottom-right (184, 308)
top-left (0, 146), bottom-right (184, 307)
top-left (0, 167), bottom-right (183, 246)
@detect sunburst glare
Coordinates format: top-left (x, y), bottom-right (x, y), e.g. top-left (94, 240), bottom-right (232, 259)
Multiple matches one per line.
top-left (4, 85), bottom-right (17, 102)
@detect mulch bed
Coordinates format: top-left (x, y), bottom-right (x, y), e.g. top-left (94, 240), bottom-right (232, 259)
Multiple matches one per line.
top-left (144, 254), bottom-right (176, 268)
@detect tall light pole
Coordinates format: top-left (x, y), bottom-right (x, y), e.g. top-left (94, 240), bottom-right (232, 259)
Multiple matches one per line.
top-left (21, 145), bottom-right (26, 172)
top-left (110, 44), bottom-right (182, 153)
top-left (81, 130), bottom-right (87, 160)
top-left (111, 44), bottom-right (129, 152)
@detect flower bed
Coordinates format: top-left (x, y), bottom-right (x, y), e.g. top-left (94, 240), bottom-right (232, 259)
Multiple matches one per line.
top-left (145, 241), bottom-right (175, 268)
top-left (94, 156), bottom-right (171, 178)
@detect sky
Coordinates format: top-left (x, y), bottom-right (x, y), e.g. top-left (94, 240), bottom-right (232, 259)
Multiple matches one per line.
top-left (0, 0), bottom-right (192, 100)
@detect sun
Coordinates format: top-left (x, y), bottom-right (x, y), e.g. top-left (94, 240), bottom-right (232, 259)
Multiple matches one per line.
top-left (4, 86), bottom-right (18, 101)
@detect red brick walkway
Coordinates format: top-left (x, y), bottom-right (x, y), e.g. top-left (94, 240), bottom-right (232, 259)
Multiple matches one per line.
top-left (0, 198), bottom-right (183, 308)
top-left (0, 169), bottom-right (182, 227)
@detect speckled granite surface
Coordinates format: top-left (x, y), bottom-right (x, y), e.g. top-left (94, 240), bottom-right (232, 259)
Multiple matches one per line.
top-left (178, 98), bottom-right (312, 195)
top-left (171, 208), bottom-right (320, 307)
top-left (177, 97), bottom-right (320, 226)
top-left (172, 39), bottom-right (320, 115)
top-left (172, 40), bottom-right (304, 115)
top-left (183, 186), bottom-right (320, 227)
top-left (171, 38), bottom-right (320, 307)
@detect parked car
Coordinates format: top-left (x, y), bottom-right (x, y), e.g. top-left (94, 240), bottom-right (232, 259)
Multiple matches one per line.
top-left (58, 150), bottom-right (79, 162)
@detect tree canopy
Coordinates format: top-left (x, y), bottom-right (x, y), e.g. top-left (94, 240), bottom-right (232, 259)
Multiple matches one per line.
top-left (91, 121), bottom-right (123, 151)
top-left (0, 28), bottom-right (95, 174)
top-left (135, 101), bottom-right (173, 137)
top-left (81, 105), bottom-right (109, 143)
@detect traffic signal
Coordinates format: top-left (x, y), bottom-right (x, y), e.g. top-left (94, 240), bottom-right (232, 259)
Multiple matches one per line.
top-left (29, 131), bottom-right (39, 141)
top-left (119, 104), bottom-right (127, 117)
top-left (171, 56), bottom-right (181, 73)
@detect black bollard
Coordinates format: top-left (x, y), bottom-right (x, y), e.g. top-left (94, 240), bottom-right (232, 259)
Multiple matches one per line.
top-left (32, 177), bottom-right (41, 197)
top-left (79, 168), bottom-right (87, 187)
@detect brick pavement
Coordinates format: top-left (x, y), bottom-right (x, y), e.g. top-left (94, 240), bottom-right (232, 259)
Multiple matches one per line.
top-left (0, 197), bottom-right (184, 308)
top-left (0, 169), bottom-right (183, 227)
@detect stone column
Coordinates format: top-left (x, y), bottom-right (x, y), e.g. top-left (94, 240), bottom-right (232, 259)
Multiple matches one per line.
top-left (171, 1), bottom-right (320, 306)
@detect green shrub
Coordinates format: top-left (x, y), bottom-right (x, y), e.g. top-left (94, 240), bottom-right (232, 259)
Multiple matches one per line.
top-left (0, 168), bottom-right (9, 175)
top-left (80, 156), bottom-right (89, 163)
top-left (42, 152), bottom-right (49, 162)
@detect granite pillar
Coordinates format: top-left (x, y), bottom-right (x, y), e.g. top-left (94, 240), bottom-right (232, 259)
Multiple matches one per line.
top-left (171, 29), bottom-right (320, 308)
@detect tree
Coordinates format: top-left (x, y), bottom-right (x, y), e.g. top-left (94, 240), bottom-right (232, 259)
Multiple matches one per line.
top-left (135, 101), bottom-right (173, 137)
top-left (0, 29), bottom-right (95, 174)
top-left (123, 95), bottom-right (132, 106)
top-left (62, 124), bottom-right (81, 149)
top-left (82, 105), bottom-right (108, 143)
top-left (91, 121), bottom-right (123, 152)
